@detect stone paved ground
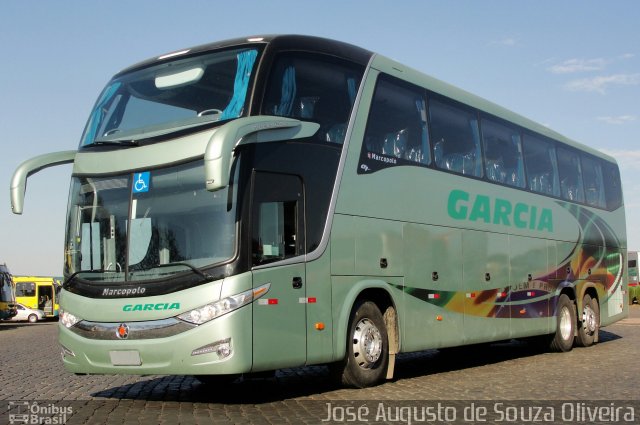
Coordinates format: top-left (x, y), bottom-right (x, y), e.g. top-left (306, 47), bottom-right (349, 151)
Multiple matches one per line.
top-left (1, 306), bottom-right (639, 424)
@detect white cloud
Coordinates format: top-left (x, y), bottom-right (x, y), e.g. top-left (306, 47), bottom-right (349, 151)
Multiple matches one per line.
top-left (491, 37), bottom-right (518, 47)
top-left (620, 53), bottom-right (635, 60)
top-left (564, 73), bottom-right (640, 94)
top-left (598, 149), bottom-right (640, 171)
top-left (548, 58), bottom-right (607, 74)
top-left (596, 115), bottom-right (637, 125)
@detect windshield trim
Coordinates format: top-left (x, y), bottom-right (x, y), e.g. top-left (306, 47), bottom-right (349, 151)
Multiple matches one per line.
top-left (64, 159), bottom-right (241, 291)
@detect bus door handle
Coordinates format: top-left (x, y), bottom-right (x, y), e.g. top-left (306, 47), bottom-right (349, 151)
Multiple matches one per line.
top-left (292, 277), bottom-right (303, 289)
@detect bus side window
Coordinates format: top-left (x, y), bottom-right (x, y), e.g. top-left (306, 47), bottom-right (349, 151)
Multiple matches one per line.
top-left (255, 201), bottom-right (297, 264)
top-left (251, 172), bottom-right (304, 266)
top-left (362, 75), bottom-right (431, 166)
top-left (429, 98), bottom-right (482, 177)
top-left (557, 147), bottom-right (585, 203)
top-left (602, 162), bottom-right (623, 210)
top-left (580, 154), bottom-right (606, 208)
top-left (480, 117), bottom-right (525, 188)
top-left (16, 282), bottom-right (35, 297)
top-left (523, 134), bottom-right (560, 197)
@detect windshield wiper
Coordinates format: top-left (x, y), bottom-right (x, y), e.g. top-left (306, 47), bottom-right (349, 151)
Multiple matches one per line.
top-left (150, 263), bottom-right (214, 280)
top-left (63, 269), bottom-right (119, 287)
top-left (83, 140), bottom-right (140, 148)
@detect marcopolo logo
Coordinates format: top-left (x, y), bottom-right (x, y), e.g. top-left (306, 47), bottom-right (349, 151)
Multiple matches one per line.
top-left (122, 302), bottom-right (180, 312)
top-left (102, 287), bottom-right (146, 297)
top-left (447, 189), bottom-right (553, 232)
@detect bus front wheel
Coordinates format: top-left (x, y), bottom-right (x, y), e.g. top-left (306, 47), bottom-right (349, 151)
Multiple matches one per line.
top-left (335, 300), bottom-right (389, 388)
top-left (550, 294), bottom-right (576, 352)
top-left (576, 294), bottom-right (599, 347)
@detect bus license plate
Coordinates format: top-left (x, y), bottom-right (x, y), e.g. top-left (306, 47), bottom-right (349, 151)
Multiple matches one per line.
top-left (109, 350), bottom-right (142, 366)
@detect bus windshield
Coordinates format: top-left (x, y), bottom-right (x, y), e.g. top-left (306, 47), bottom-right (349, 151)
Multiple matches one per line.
top-left (80, 47), bottom-right (260, 147)
top-left (64, 160), bottom-right (237, 283)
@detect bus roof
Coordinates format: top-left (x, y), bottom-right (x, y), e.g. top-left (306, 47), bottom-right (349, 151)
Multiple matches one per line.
top-left (13, 276), bottom-right (56, 282)
top-left (115, 34), bottom-right (615, 165)
top-left (369, 53), bottom-right (617, 165)
top-left (116, 34), bottom-right (373, 78)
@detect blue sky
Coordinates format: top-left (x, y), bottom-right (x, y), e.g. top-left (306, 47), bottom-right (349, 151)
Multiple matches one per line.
top-left (1, 1), bottom-right (639, 275)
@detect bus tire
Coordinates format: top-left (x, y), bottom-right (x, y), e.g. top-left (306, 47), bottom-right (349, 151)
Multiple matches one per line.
top-left (576, 294), bottom-right (599, 347)
top-left (549, 294), bottom-right (576, 352)
top-left (28, 314), bottom-right (38, 323)
top-left (337, 300), bottom-right (389, 388)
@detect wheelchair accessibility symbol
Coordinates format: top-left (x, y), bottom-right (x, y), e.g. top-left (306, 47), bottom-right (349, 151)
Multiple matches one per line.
top-left (133, 172), bottom-right (150, 193)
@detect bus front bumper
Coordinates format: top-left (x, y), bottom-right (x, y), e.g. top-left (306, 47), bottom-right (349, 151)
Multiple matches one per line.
top-left (58, 307), bottom-right (252, 375)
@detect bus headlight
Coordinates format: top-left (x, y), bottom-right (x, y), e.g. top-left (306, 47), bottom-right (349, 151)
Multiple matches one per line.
top-left (178, 283), bottom-right (270, 325)
top-left (59, 308), bottom-right (82, 328)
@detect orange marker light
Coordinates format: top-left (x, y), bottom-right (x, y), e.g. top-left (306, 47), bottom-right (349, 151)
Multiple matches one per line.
top-left (315, 322), bottom-right (325, 331)
top-left (436, 315), bottom-right (443, 321)
top-left (519, 309), bottom-right (526, 315)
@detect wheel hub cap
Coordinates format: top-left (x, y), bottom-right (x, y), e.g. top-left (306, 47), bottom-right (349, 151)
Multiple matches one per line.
top-left (583, 305), bottom-right (597, 334)
top-left (559, 306), bottom-right (572, 340)
top-left (352, 318), bottom-right (382, 369)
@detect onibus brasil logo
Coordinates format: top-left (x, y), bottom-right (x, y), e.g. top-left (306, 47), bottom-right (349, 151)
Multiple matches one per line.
top-left (7, 401), bottom-right (72, 424)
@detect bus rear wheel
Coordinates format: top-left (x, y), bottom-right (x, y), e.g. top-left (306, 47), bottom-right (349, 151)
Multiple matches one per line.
top-left (549, 294), bottom-right (576, 352)
top-left (576, 294), bottom-right (599, 347)
top-left (335, 301), bottom-right (389, 388)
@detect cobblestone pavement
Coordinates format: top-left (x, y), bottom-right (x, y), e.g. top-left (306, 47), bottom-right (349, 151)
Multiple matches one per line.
top-left (1, 306), bottom-right (639, 424)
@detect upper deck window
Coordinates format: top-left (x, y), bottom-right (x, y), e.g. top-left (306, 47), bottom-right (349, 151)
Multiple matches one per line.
top-left (557, 146), bottom-right (585, 203)
top-left (80, 47), bottom-right (260, 147)
top-left (481, 117), bottom-right (525, 188)
top-left (603, 161), bottom-right (623, 210)
top-left (580, 154), bottom-right (606, 208)
top-left (362, 75), bottom-right (430, 167)
top-left (262, 53), bottom-right (364, 144)
top-left (430, 98), bottom-right (482, 177)
top-left (523, 134), bottom-right (560, 197)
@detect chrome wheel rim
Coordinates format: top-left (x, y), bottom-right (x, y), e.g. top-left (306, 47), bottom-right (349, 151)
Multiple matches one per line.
top-left (352, 318), bottom-right (382, 369)
top-left (559, 306), bottom-right (572, 341)
top-left (583, 305), bottom-right (597, 335)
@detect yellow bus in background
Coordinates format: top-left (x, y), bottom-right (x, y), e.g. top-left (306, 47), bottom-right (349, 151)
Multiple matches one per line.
top-left (14, 276), bottom-right (60, 318)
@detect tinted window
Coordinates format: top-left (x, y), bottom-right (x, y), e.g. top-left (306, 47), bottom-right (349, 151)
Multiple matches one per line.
top-left (262, 53), bottom-right (364, 144)
top-left (16, 282), bottom-right (35, 297)
top-left (580, 154), bottom-right (606, 208)
top-left (557, 147), bottom-right (585, 202)
top-left (251, 172), bottom-right (304, 266)
top-left (430, 98), bottom-right (482, 177)
top-left (603, 162), bottom-right (623, 210)
top-left (481, 117), bottom-right (525, 188)
top-left (362, 75), bottom-right (430, 167)
top-left (523, 134), bottom-right (560, 197)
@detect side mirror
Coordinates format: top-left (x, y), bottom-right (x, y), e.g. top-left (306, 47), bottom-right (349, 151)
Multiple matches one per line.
top-left (10, 150), bottom-right (76, 214)
top-left (204, 116), bottom-right (320, 191)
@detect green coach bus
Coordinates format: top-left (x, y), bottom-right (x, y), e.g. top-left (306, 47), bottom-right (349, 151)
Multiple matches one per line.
top-left (10, 35), bottom-right (627, 388)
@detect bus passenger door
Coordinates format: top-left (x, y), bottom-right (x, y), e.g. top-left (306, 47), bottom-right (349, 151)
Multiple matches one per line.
top-left (250, 171), bottom-right (307, 371)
